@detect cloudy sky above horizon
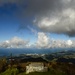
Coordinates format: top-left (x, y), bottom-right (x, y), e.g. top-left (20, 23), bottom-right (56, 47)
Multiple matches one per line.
top-left (0, 0), bottom-right (75, 49)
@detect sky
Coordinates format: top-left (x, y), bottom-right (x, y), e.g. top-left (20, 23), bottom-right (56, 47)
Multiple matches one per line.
top-left (0, 0), bottom-right (75, 49)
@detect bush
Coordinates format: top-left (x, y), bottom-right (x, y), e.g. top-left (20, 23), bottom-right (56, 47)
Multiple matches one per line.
top-left (0, 68), bottom-right (19, 75)
top-left (0, 58), bottom-right (7, 72)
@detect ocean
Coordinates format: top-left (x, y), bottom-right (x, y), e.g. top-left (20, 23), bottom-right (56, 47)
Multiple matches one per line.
top-left (0, 48), bottom-right (74, 56)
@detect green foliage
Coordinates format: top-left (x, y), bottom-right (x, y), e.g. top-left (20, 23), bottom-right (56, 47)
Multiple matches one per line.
top-left (26, 71), bottom-right (66, 75)
top-left (0, 58), bottom-right (7, 72)
top-left (0, 69), bottom-right (66, 75)
top-left (0, 68), bottom-right (19, 75)
top-left (17, 72), bottom-right (26, 75)
top-left (0, 62), bottom-right (75, 75)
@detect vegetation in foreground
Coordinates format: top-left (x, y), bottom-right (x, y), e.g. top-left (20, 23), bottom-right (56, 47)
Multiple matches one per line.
top-left (0, 68), bottom-right (66, 75)
top-left (0, 58), bottom-right (75, 75)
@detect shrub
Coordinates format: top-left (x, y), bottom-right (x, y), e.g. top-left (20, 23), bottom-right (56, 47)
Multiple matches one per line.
top-left (0, 68), bottom-right (19, 75)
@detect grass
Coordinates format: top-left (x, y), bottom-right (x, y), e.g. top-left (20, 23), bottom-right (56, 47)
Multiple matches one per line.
top-left (0, 67), bottom-right (67, 75)
top-left (0, 68), bottom-right (19, 75)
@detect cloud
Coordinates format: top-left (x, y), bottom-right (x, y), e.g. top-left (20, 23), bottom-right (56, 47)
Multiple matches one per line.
top-left (34, 32), bottom-right (75, 49)
top-left (35, 32), bottom-right (50, 48)
top-left (0, 36), bottom-right (30, 48)
top-left (51, 39), bottom-right (72, 48)
top-left (0, 35), bottom-right (75, 49)
top-left (66, 40), bottom-right (73, 46)
top-left (33, 0), bottom-right (75, 36)
top-left (27, 26), bottom-right (38, 35)
top-left (0, 0), bottom-right (75, 36)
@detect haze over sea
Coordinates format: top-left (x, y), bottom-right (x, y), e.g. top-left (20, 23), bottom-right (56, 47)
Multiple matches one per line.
top-left (0, 48), bottom-right (75, 56)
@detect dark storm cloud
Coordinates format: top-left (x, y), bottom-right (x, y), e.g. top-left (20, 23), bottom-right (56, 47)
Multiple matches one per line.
top-left (0, 0), bottom-right (75, 36)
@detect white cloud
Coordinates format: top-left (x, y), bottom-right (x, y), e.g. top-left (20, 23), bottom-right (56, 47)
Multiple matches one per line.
top-left (66, 40), bottom-right (73, 46)
top-left (37, 17), bottom-right (59, 27)
top-left (0, 35), bottom-right (75, 49)
top-left (34, 8), bottom-right (75, 36)
top-left (33, 0), bottom-right (75, 36)
top-left (0, 36), bottom-right (29, 48)
top-left (33, 32), bottom-right (75, 49)
top-left (34, 32), bottom-right (75, 49)
top-left (35, 32), bottom-right (50, 48)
